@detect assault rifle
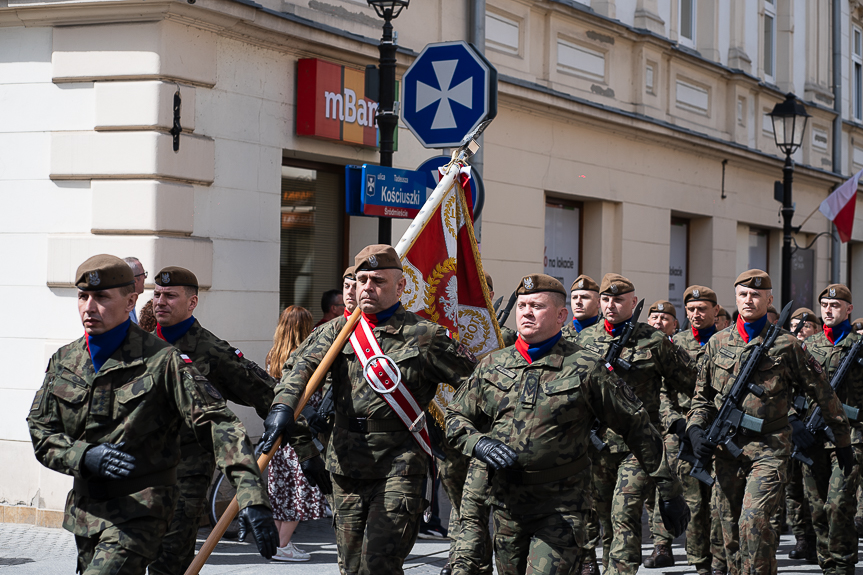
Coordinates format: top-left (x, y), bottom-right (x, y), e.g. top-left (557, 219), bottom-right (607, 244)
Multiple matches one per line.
top-left (792, 337), bottom-right (863, 466)
top-left (493, 296), bottom-right (503, 313)
top-left (685, 300), bottom-right (794, 486)
top-left (309, 385), bottom-right (337, 452)
top-left (497, 291), bottom-right (517, 325)
top-left (590, 299), bottom-right (645, 451)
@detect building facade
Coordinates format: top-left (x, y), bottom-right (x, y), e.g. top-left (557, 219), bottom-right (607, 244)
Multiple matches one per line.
top-left (2, 0), bottom-right (863, 522)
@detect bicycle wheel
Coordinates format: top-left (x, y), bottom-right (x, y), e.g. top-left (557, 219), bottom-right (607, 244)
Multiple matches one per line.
top-left (207, 472), bottom-right (241, 539)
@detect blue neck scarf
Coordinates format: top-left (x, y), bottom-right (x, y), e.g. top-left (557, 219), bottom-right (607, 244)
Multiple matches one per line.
top-left (737, 314), bottom-right (768, 344)
top-left (158, 315), bottom-right (196, 344)
top-left (573, 315), bottom-right (599, 333)
top-left (605, 318), bottom-right (629, 337)
top-left (363, 302), bottom-right (401, 327)
top-left (86, 319), bottom-right (131, 373)
top-left (825, 320), bottom-right (852, 345)
top-left (516, 332), bottom-right (563, 363)
top-left (693, 324), bottom-right (717, 346)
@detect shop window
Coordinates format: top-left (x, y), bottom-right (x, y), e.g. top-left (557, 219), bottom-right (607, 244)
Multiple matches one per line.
top-left (280, 162), bottom-right (345, 322)
top-left (669, 218), bottom-right (689, 308)
top-left (854, 26), bottom-right (862, 121)
top-left (544, 198), bottom-right (582, 311)
top-left (749, 228), bottom-right (770, 271)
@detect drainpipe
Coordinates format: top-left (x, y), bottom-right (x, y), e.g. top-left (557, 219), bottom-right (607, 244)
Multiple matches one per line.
top-left (470, 0), bottom-right (486, 241)
top-left (832, 0), bottom-right (842, 283)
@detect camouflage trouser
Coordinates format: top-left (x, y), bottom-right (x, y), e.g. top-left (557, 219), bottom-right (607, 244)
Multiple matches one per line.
top-left (714, 451), bottom-right (786, 575)
top-left (439, 433), bottom-right (469, 564)
top-left (801, 446), bottom-right (862, 575)
top-left (491, 506), bottom-right (586, 575)
top-left (785, 458), bottom-right (814, 540)
top-left (148, 474), bottom-right (211, 575)
top-left (583, 448), bottom-right (624, 567)
top-left (76, 516), bottom-right (170, 575)
top-left (676, 456), bottom-right (713, 570)
top-left (332, 473), bottom-right (425, 575)
top-left (603, 452), bottom-right (657, 575)
top-left (451, 459), bottom-right (493, 575)
top-left (709, 478), bottom-right (730, 573)
top-left (648, 434), bottom-right (679, 547)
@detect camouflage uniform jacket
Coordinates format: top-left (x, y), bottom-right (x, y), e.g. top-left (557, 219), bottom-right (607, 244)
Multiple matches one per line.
top-left (160, 319), bottom-right (288, 476)
top-left (576, 321), bottom-right (696, 451)
top-left (500, 326), bottom-right (518, 347)
top-left (445, 336), bottom-right (683, 515)
top-left (27, 324), bottom-right (268, 538)
top-left (661, 328), bottom-right (709, 432)
top-left (273, 306), bottom-right (477, 479)
top-left (803, 330), bottom-right (863, 446)
top-left (688, 322), bottom-right (852, 457)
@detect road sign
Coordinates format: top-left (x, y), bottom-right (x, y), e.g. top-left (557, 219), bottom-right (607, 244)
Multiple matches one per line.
top-left (402, 41), bottom-right (497, 148)
top-left (415, 155), bottom-right (485, 218)
top-left (345, 164), bottom-right (426, 219)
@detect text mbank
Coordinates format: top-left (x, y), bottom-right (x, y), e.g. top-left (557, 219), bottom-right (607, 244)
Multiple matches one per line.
top-left (325, 90), bottom-right (379, 127)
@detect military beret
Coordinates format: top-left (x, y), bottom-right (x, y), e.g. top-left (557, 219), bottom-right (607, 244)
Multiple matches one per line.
top-left (792, 307), bottom-right (816, 321)
top-left (648, 300), bottom-right (677, 319)
top-left (343, 266), bottom-right (356, 281)
top-left (683, 285), bottom-right (717, 305)
top-left (354, 244), bottom-right (402, 272)
top-left (516, 274), bottom-right (566, 297)
top-left (852, 318), bottom-right (863, 331)
top-left (75, 254), bottom-right (135, 291)
top-left (767, 305), bottom-right (778, 316)
top-left (819, 283), bottom-right (852, 303)
top-left (600, 273), bottom-right (635, 296)
top-left (484, 271), bottom-right (494, 292)
top-left (571, 274), bottom-right (599, 293)
top-left (735, 269), bottom-right (772, 290)
top-left (717, 305), bottom-right (731, 320)
top-left (155, 266), bottom-right (198, 288)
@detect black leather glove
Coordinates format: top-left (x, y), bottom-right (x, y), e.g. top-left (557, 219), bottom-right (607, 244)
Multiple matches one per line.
top-left (83, 442), bottom-right (136, 479)
top-left (687, 426), bottom-right (716, 460)
top-left (659, 495), bottom-right (691, 538)
top-left (473, 437), bottom-right (518, 470)
top-left (300, 455), bottom-right (333, 495)
top-left (789, 415), bottom-right (817, 451)
top-left (259, 404), bottom-right (295, 454)
top-left (236, 504), bottom-right (279, 559)
top-left (669, 419), bottom-right (687, 439)
top-left (837, 445), bottom-right (856, 477)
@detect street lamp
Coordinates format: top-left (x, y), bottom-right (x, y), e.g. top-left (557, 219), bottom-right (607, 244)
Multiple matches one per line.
top-left (367, 0), bottom-right (410, 244)
top-left (769, 92), bottom-right (810, 313)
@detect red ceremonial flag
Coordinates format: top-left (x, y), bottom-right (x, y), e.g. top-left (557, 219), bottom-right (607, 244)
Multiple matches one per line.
top-left (820, 168), bottom-right (863, 242)
top-left (399, 164), bottom-right (504, 358)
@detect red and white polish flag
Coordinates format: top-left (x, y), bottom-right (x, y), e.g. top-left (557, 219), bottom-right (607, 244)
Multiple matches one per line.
top-left (820, 168), bottom-right (863, 242)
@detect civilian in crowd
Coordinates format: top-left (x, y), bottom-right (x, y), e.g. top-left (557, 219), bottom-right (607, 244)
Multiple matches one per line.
top-left (315, 289), bottom-right (344, 328)
top-left (123, 257), bottom-right (146, 323)
top-left (265, 305), bottom-right (328, 562)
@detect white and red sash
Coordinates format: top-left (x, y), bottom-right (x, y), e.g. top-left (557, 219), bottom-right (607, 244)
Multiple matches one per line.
top-left (349, 315), bottom-right (435, 513)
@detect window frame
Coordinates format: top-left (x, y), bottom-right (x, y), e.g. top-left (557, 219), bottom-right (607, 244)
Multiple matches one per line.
top-left (678, 0), bottom-right (696, 48)
top-left (853, 25), bottom-right (863, 121)
top-left (762, 1), bottom-right (776, 82)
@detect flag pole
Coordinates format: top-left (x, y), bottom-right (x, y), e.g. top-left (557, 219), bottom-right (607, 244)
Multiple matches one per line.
top-left (184, 137), bottom-right (484, 575)
top-left (795, 204), bottom-right (821, 230)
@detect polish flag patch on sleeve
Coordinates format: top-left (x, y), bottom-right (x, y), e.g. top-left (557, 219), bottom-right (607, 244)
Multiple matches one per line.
top-left (180, 354), bottom-right (193, 364)
top-left (234, 349), bottom-right (244, 359)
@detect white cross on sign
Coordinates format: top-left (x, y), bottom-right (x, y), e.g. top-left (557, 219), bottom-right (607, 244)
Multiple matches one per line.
top-left (416, 60), bottom-right (474, 130)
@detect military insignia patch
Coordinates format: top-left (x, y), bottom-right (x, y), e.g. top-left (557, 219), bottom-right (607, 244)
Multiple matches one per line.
top-left (658, 303), bottom-right (664, 311)
top-left (829, 287), bottom-right (836, 297)
top-left (806, 354), bottom-right (823, 374)
top-left (234, 348), bottom-right (244, 359)
top-left (611, 284), bottom-right (618, 294)
top-left (456, 343), bottom-right (477, 363)
top-left (578, 280), bottom-right (584, 289)
top-left (495, 365), bottom-right (517, 379)
top-left (754, 277), bottom-right (762, 287)
top-left (204, 382), bottom-right (223, 399)
top-left (693, 289), bottom-right (700, 298)
top-left (524, 277), bottom-right (534, 290)
top-left (180, 354), bottom-right (193, 364)
top-left (369, 255), bottom-right (378, 268)
top-left (161, 272), bottom-right (171, 284)
top-left (88, 271), bottom-right (100, 286)
top-left (616, 379), bottom-right (639, 403)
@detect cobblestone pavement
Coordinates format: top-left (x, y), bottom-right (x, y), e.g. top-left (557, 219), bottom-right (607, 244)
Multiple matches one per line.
top-left (0, 518), bottom-right (858, 573)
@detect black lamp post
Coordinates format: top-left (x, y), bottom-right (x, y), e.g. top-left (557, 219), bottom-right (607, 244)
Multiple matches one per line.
top-left (367, 0), bottom-right (410, 245)
top-left (769, 92), bottom-right (810, 311)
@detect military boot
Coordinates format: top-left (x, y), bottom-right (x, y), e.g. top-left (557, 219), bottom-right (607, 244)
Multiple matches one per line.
top-left (440, 563), bottom-right (452, 575)
top-left (856, 517), bottom-right (863, 539)
top-left (580, 557), bottom-right (600, 574)
top-left (788, 535), bottom-right (816, 562)
top-left (643, 544), bottom-right (675, 568)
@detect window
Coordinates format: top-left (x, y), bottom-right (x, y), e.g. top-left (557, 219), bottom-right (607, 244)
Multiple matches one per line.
top-left (763, 2), bottom-right (776, 80)
top-left (854, 26), bottom-right (862, 121)
top-left (749, 228), bottom-right (769, 271)
top-left (280, 162), bottom-right (345, 322)
top-left (544, 198), bottom-right (582, 313)
top-left (679, 0), bottom-right (695, 47)
top-left (669, 218), bottom-right (689, 309)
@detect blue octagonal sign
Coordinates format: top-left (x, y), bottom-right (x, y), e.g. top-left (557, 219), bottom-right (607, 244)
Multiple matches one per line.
top-left (402, 41), bottom-right (497, 148)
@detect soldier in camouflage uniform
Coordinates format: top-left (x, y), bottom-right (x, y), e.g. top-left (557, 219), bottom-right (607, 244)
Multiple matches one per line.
top-left (27, 255), bottom-right (278, 575)
top-left (565, 274), bottom-right (601, 341)
top-left (260, 245), bottom-right (477, 575)
top-left (146, 266), bottom-right (321, 574)
top-left (577, 274), bottom-right (696, 575)
top-left (664, 286), bottom-right (724, 575)
top-left (797, 284), bottom-right (863, 575)
top-left (687, 270), bottom-right (854, 575)
top-left (646, 300), bottom-right (678, 338)
top-left (446, 273), bottom-right (690, 575)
